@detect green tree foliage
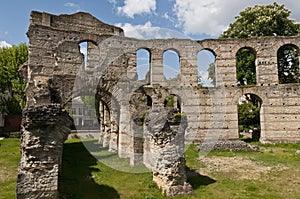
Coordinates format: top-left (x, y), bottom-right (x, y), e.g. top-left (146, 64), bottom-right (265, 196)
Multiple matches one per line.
top-left (278, 45), bottom-right (300, 84)
top-left (207, 62), bottom-right (216, 86)
top-left (236, 48), bottom-right (256, 85)
top-left (80, 96), bottom-right (100, 119)
top-left (238, 94), bottom-right (261, 130)
top-left (221, 3), bottom-right (300, 38)
top-left (0, 43), bottom-right (28, 115)
top-left (238, 101), bottom-right (260, 133)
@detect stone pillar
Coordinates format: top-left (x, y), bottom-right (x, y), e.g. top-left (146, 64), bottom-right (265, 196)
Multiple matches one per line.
top-left (144, 106), bottom-right (193, 197)
top-left (102, 105), bottom-right (111, 148)
top-left (118, 100), bottom-right (132, 158)
top-left (143, 85), bottom-right (193, 197)
top-left (127, 52), bottom-right (137, 80)
top-left (109, 107), bottom-right (119, 152)
top-left (130, 121), bottom-right (144, 166)
top-left (16, 105), bottom-right (72, 199)
top-left (150, 49), bottom-right (164, 84)
top-left (98, 100), bottom-right (104, 144)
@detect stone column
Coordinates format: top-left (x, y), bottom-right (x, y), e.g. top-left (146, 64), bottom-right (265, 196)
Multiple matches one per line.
top-left (150, 49), bottom-right (164, 84)
top-left (118, 100), bottom-right (131, 158)
top-left (144, 110), bottom-right (193, 197)
top-left (143, 85), bottom-right (193, 197)
top-left (98, 100), bottom-right (104, 144)
top-left (109, 107), bottom-right (119, 152)
top-left (16, 105), bottom-right (72, 199)
top-left (130, 121), bottom-right (144, 166)
top-left (102, 105), bottom-right (111, 148)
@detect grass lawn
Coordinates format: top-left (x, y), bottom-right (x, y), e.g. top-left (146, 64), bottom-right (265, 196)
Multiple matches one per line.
top-left (1, 138), bottom-right (300, 199)
top-left (0, 138), bottom-right (20, 199)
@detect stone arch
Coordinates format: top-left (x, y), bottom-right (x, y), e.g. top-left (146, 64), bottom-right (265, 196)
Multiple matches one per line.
top-left (197, 49), bottom-right (216, 87)
top-left (236, 47), bottom-right (257, 86)
top-left (277, 43), bottom-right (300, 84)
top-left (78, 40), bottom-right (100, 72)
top-left (18, 10), bottom-right (300, 198)
top-left (163, 49), bottom-right (180, 80)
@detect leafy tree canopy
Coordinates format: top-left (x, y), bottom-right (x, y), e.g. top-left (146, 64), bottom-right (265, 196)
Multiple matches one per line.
top-left (0, 43), bottom-right (28, 115)
top-left (221, 3), bottom-right (300, 38)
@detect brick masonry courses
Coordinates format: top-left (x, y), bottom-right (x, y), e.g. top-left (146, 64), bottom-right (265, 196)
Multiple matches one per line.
top-left (17, 11), bottom-right (300, 198)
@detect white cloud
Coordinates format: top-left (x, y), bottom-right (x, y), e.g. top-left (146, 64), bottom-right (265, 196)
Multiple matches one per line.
top-left (117, 0), bottom-right (156, 18)
top-left (0, 41), bottom-right (12, 48)
top-left (108, 0), bottom-right (116, 4)
top-left (162, 12), bottom-right (175, 23)
top-left (64, 2), bottom-right (80, 9)
top-left (173, 0), bottom-right (300, 37)
top-left (116, 21), bottom-right (188, 39)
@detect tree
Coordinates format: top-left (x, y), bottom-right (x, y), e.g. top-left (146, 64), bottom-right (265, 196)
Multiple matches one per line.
top-left (207, 63), bottom-right (216, 86)
top-left (0, 43), bottom-right (28, 115)
top-left (278, 45), bottom-right (300, 84)
top-left (221, 3), bottom-right (300, 38)
top-left (236, 48), bottom-right (256, 85)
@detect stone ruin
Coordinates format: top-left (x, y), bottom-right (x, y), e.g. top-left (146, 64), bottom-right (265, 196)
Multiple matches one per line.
top-left (17, 11), bottom-right (300, 198)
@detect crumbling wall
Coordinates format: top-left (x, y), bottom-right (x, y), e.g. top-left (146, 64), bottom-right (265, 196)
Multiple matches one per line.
top-left (17, 10), bottom-right (300, 198)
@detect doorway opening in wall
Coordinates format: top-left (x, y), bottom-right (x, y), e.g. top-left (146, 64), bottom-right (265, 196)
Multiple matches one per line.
top-left (237, 93), bottom-right (262, 142)
top-left (197, 49), bottom-right (216, 87)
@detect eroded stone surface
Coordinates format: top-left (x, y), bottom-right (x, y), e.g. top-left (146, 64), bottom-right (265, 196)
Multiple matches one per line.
top-left (17, 10), bottom-right (300, 198)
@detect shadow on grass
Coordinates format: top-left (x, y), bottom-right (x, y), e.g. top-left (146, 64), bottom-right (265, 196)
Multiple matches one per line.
top-left (186, 166), bottom-right (216, 189)
top-left (59, 140), bottom-right (120, 199)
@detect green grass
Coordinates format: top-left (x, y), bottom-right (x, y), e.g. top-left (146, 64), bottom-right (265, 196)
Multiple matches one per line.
top-left (0, 138), bottom-right (20, 199)
top-left (1, 138), bottom-right (300, 199)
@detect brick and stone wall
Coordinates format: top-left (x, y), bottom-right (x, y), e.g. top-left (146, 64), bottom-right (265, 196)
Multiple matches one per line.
top-left (17, 10), bottom-right (300, 198)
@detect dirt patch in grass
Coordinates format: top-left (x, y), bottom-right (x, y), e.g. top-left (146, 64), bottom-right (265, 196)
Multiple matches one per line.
top-left (198, 156), bottom-right (288, 180)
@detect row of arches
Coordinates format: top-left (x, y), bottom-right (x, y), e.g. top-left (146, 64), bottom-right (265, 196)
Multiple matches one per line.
top-left (135, 44), bottom-right (300, 86)
top-left (237, 44), bottom-right (300, 85)
top-left (78, 41), bottom-right (300, 87)
top-left (136, 48), bottom-right (215, 86)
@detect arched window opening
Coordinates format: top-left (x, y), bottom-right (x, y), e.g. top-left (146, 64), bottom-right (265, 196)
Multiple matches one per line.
top-left (277, 44), bottom-right (300, 84)
top-left (79, 41), bottom-right (99, 71)
top-left (163, 50), bottom-right (180, 80)
top-left (79, 42), bottom-right (88, 70)
top-left (136, 49), bottom-right (150, 81)
top-left (238, 93), bottom-right (262, 141)
top-left (236, 48), bottom-right (256, 86)
top-left (197, 50), bottom-right (216, 87)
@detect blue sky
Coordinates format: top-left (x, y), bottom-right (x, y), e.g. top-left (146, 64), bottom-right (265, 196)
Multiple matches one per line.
top-left (1, 0), bottom-right (300, 47)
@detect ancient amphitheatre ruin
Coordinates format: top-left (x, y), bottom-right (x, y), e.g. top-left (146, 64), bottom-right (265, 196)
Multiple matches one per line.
top-left (16, 11), bottom-right (300, 198)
